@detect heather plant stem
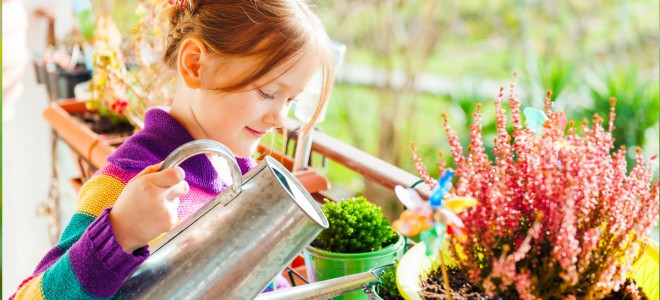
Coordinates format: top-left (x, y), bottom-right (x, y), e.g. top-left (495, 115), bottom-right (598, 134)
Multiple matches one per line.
top-left (439, 251), bottom-right (453, 300)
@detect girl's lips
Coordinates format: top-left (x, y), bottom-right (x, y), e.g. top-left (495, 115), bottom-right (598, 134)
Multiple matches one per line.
top-left (246, 127), bottom-right (266, 138)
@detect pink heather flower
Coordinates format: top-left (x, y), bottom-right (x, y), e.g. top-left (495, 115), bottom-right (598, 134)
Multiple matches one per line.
top-left (608, 98), bottom-right (617, 132)
top-left (436, 150), bottom-right (447, 181)
top-left (508, 75), bottom-right (523, 134)
top-left (577, 228), bottom-right (601, 273)
top-left (486, 218), bottom-right (541, 295)
top-left (467, 268), bottom-right (482, 284)
top-left (482, 278), bottom-right (496, 297)
top-left (416, 78), bottom-right (659, 299)
top-left (514, 269), bottom-right (537, 300)
top-left (442, 113), bottom-right (467, 185)
top-left (494, 86), bottom-right (514, 175)
top-left (627, 282), bottom-right (642, 300)
top-left (411, 142), bottom-right (436, 190)
top-left (543, 90), bottom-right (553, 116)
top-left (551, 201), bottom-right (580, 285)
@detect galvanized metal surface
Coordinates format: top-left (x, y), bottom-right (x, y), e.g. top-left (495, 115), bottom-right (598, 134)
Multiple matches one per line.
top-left (255, 271), bottom-right (375, 300)
top-left (116, 140), bottom-right (328, 300)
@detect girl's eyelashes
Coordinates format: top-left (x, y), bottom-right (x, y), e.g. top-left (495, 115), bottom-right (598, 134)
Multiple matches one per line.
top-left (258, 89), bottom-right (275, 100)
top-left (258, 88), bottom-right (297, 104)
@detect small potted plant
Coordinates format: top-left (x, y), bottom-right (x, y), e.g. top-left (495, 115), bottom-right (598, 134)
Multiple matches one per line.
top-left (394, 78), bottom-right (659, 299)
top-left (304, 196), bottom-right (406, 300)
top-left (372, 260), bottom-right (404, 300)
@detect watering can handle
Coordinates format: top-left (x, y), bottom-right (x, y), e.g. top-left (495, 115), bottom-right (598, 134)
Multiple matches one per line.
top-left (159, 139), bottom-right (243, 198)
top-left (147, 140), bottom-right (243, 253)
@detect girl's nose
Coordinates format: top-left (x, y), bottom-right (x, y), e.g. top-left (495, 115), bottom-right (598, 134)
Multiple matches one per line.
top-left (264, 102), bottom-right (288, 129)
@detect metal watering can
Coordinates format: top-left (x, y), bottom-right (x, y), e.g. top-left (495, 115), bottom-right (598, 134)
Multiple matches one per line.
top-left (116, 140), bottom-right (329, 299)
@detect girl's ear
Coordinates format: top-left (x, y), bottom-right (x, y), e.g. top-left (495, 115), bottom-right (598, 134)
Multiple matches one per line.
top-left (177, 37), bottom-right (208, 89)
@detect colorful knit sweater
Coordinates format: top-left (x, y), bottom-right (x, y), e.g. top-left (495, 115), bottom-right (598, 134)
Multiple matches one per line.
top-left (11, 108), bottom-right (258, 299)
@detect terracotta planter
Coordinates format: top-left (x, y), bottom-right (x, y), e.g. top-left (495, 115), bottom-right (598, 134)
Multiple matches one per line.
top-left (43, 99), bottom-right (132, 182)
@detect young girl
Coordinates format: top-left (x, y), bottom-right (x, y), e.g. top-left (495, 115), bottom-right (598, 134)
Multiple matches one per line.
top-left (11, 0), bottom-right (334, 298)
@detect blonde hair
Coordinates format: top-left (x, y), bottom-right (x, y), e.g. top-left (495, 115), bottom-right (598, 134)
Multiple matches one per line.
top-left (164, 0), bottom-right (334, 136)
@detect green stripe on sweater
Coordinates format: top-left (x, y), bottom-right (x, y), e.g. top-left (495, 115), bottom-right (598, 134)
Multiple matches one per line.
top-left (42, 253), bottom-right (108, 300)
top-left (58, 212), bottom-right (96, 250)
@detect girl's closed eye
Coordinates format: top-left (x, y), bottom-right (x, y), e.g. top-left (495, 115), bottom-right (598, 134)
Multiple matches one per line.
top-left (258, 88), bottom-right (297, 104)
top-left (258, 89), bottom-right (275, 100)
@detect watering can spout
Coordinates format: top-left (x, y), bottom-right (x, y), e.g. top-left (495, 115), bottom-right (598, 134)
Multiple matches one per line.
top-left (255, 264), bottom-right (394, 300)
top-left (116, 140), bottom-right (328, 299)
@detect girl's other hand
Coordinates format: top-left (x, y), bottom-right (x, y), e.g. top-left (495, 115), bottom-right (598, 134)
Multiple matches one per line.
top-left (110, 163), bottom-right (189, 253)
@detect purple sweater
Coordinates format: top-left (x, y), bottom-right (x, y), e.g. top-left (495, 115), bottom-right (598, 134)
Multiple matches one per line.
top-left (12, 108), bottom-right (256, 299)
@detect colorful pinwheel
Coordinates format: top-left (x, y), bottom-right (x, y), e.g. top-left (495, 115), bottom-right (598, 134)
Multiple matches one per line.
top-left (392, 170), bottom-right (477, 256)
top-left (392, 170), bottom-right (477, 300)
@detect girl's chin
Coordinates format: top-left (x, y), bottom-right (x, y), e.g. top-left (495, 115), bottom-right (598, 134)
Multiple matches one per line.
top-left (233, 143), bottom-right (259, 158)
top-left (219, 137), bottom-right (261, 158)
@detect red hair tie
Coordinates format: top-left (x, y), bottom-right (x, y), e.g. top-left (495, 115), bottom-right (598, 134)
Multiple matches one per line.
top-left (168, 0), bottom-right (185, 8)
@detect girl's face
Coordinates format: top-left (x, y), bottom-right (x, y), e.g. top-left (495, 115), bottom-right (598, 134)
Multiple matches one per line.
top-left (184, 53), bottom-right (318, 157)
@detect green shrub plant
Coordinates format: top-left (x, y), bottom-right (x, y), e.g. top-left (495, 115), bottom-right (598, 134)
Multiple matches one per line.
top-left (316, 196), bottom-right (398, 253)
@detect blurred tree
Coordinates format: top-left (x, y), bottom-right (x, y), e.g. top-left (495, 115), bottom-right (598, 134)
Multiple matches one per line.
top-left (316, 0), bottom-right (658, 216)
top-left (319, 0), bottom-right (444, 218)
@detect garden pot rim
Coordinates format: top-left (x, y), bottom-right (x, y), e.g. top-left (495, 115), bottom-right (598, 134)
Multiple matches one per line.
top-left (305, 233), bottom-right (405, 259)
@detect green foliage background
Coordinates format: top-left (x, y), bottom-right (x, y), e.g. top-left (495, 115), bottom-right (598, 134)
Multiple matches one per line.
top-left (310, 0), bottom-right (659, 196)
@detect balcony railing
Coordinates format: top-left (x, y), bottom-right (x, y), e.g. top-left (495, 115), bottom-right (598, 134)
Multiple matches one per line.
top-left (267, 119), bottom-right (432, 200)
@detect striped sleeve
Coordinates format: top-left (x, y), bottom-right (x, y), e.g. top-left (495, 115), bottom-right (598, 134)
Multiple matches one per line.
top-left (12, 166), bottom-right (148, 300)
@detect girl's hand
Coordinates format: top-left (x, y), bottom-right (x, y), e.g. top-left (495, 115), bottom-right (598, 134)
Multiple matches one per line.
top-left (109, 163), bottom-right (190, 253)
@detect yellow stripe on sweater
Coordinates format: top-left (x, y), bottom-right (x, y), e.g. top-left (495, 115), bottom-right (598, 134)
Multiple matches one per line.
top-left (14, 274), bottom-right (45, 300)
top-left (76, 174), bottom-right (125, 217)
top-left (148, 219), bottom-right (182, 249)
